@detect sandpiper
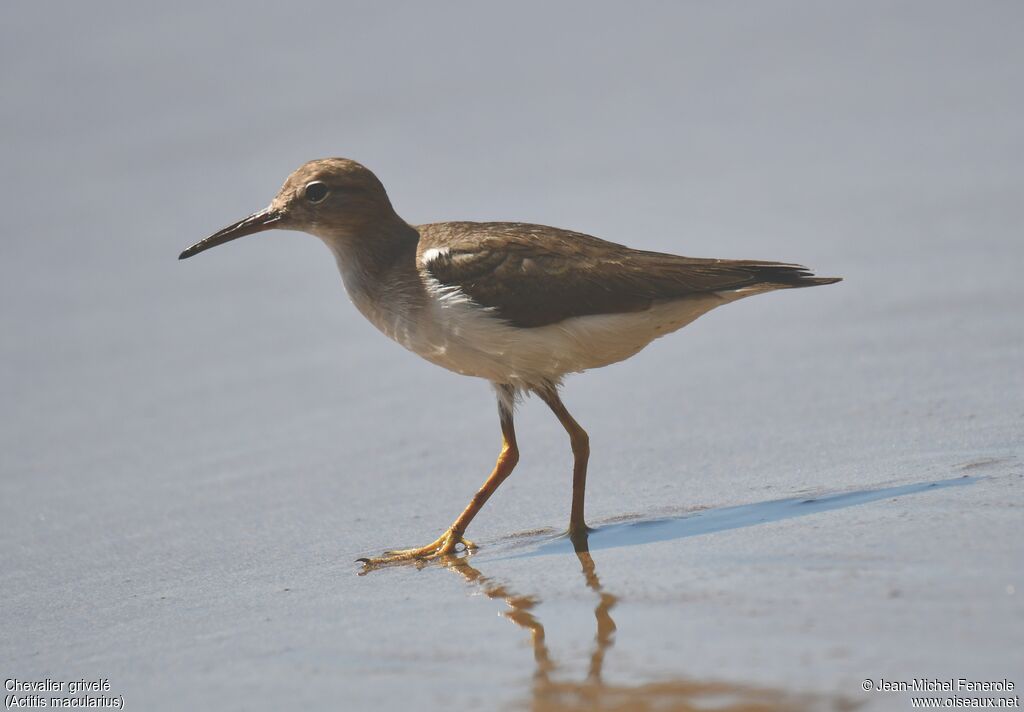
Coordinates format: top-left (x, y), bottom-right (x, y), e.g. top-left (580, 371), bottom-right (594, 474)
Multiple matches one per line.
top-left (180, 158), bottom-right (839, 566)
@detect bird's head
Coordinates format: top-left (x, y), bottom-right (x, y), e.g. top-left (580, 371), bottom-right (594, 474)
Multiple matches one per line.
top-left (179, 158), bottom-right (399, 260)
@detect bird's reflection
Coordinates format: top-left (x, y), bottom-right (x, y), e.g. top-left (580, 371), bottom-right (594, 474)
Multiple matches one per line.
top-left (442, 533), bottom-right (845, 712)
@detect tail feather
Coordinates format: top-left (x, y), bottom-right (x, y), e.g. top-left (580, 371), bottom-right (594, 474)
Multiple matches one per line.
top-left (738, 261), bottom-right (842, 289)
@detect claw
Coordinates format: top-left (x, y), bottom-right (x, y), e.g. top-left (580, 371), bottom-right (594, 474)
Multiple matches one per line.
top-left (358, 528), bottom-right (476, 569)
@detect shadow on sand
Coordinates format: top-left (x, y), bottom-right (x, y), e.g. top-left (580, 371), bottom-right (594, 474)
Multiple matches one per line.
top-left (377, 478), bottom-right (982, 709)
top-left (496, 475), bottom-right (976, 560)
top-left (389, 476), bottom-right (978, 709)
top-left (444, 531), bottom-right (858, 711)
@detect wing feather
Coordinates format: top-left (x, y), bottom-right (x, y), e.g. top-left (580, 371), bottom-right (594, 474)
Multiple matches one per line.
top-left (417, 222), bottom-right (838, 328)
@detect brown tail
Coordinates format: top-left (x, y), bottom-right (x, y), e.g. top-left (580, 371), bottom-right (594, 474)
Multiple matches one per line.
top-left (738, 262), bottom-right (842, 289)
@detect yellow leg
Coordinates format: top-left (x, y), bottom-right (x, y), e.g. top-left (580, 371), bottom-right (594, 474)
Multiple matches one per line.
top-left (359, 387), bottom-right (519, 567)
top-left (535, 386), bottom-right (591, 540)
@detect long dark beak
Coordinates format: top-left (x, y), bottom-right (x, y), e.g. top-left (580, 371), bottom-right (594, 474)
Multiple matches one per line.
top-left (179, 207), bottom-right (283, 260)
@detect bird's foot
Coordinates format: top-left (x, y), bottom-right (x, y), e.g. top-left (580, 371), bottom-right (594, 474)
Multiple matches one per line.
top-left (357, 528), bottom-right (476, 569)
top-left (567, 520), bottom-right (592, 552)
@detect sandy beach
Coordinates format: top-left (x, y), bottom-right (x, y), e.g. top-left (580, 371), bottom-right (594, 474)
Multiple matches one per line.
top-left (2, 3), bottom-right (1021, 710)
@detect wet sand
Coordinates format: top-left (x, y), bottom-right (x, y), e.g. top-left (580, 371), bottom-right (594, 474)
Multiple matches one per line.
top-left (2, 3), bottom-right (1021, 710)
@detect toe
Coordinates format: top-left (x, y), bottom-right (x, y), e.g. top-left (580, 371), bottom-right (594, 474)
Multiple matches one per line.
top-left (358, 529), bottom-right (478, 568)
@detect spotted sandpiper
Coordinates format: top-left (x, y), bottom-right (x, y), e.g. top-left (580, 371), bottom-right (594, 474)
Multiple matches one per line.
top-left (180, 158), bottom-right (840, 566)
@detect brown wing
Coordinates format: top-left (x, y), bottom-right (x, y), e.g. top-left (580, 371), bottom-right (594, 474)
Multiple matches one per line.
top-left (417, 222), bottom-right (839, 328)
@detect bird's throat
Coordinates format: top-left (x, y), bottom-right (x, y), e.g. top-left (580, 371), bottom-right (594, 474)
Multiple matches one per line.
top-left (323, 221), bottom-right (423, 326)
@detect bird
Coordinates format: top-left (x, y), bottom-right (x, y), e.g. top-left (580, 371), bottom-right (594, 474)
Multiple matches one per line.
top-left (179, 157), bottom-right (840, 566)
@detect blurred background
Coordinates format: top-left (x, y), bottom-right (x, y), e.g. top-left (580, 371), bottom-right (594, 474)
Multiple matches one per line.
top-left (2, 2), bottom-right (1021, 710)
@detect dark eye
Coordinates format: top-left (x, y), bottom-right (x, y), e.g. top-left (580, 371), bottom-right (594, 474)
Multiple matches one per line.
top-left (304, 181), bottom-right (329, 203)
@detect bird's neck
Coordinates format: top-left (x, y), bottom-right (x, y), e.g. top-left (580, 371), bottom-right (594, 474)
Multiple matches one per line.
top-left (320, 219), bottom-right (422, 316)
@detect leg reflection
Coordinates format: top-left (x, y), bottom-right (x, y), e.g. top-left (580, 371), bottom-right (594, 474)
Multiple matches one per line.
top-left (445, 555), bottom-right (555, 685)
top-left (574, 536), bottom-right (617, 687)
top-left (443, 533), bottom-right (840, 711)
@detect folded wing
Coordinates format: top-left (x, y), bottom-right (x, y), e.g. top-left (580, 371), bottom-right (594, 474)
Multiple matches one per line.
top-left (418, 222), bottom-right (840, 328)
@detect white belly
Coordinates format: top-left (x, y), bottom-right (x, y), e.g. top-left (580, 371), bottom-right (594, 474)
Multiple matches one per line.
top-left (338, 255), bottom-right (734, 390)
top-left (415, 289), bottom-right (729, 389)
